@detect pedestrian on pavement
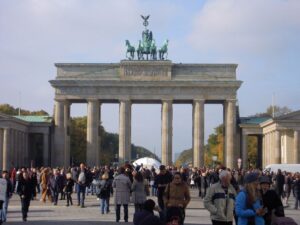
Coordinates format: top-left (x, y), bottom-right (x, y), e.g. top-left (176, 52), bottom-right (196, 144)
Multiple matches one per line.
top-left (235, 172), bottom-right (265, 225)
top-left (64, 173), bottom-right (74, 207)
top-left (0, 171), bottom-right (13, 223)
top-left (131, 171), bottom-right (147, 212)
top-left (259, 175), bottom-right (284, 225)
top-left (154, 164), bottom-right (172, 220)
top-left (113, 167), bottom-right (132, 223)
top-left (77, 163), bottom-right (87, 208)
top-left (40, 168), bottom-right (51, 203)
top-left (293, 172), bottom-right (300, 209)
top-left (204, 170), bottom-right (237, 225)
top-left (95, 172), bottom-right (111, 214)
top-left (164, 172), bottom-right (191, 225)
top-left (48, 168), bottom-right (63, 205)
top-left (17, 171), bottom-right (34, 221)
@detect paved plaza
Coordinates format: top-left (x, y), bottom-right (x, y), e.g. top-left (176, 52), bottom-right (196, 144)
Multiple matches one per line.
top-left (5, 189), bottom-right (300, 225)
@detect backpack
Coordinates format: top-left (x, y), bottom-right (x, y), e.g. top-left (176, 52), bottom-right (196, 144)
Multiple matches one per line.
top-left (98, 181), bottom-right (109, 198)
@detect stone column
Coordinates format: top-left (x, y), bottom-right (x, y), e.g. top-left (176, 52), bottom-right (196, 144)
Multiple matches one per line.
top-left (274, 130), bottom-right (281, 163)
top-left (294, 130), bottom-right (300, 163)
top-left (161, 100), bottom-right (173, 166)
top-left (3, 128), bottom-right (11, 171)
top-left (24, 132), bottom-right (29, 167)
top-left (119, 99), bottom-right (131, 163)
top-left (16, 131), bottom-right (20, 167)
top-left (257, 135), bottom-right (263, 169)
top-left (43, 132), bottom-right (49, 166)
top-left (192, 99), bottom-right (205, 168)
top-left (64, 101), bottom-right (71, 168)
top-left (54, 100), bottom-right (64, 167)
top-left (87, 99), bottom-right (101, 167)
top-left (54, 100), bottom-right (70, 167)
top-left (242, 133), bottom-right (248, 169)
top-left (19, 132), bottom-right (24, 166)
top-left (225, 99), bottom-right (236, 168)
top-left (0, 129), bottom-right (3, 170)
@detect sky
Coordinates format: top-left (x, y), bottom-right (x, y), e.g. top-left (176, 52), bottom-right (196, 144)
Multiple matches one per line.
top-left (1, 0), bottom-right (300, 160)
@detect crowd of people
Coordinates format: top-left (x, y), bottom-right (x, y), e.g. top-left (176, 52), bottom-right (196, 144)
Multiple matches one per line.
top-left (0, 162), bottom-right (299, 225)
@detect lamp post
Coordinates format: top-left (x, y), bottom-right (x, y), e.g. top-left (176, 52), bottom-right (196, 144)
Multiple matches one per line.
top-left (212, 155), bottom-right (218, 169)
top-left (237, 158), bottom-right (242, 170)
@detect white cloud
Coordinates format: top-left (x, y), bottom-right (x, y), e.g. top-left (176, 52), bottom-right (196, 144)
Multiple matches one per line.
top-left (188, 0), bottom-right (300, 57)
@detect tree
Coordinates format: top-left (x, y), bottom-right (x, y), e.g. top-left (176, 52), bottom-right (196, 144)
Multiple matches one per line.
top-left (255, 105), bottom-right (291, 117)
top-left (0, 104), bottom-right (49, 116)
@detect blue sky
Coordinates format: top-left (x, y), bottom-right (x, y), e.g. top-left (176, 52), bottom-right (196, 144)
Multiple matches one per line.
top-left (1, 0), bottom-right (300, 159)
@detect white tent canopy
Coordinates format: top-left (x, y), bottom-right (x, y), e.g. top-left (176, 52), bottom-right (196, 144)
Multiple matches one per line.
top-left (133, 157), bottom-right (161, 171)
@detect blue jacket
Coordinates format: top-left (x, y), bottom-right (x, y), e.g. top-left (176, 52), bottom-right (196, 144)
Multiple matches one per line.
top-left (235, 190), bottom-right (265, 225)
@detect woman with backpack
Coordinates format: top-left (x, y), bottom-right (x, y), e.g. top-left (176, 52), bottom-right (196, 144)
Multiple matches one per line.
top-left (96, 173), bottom-right (111, 214)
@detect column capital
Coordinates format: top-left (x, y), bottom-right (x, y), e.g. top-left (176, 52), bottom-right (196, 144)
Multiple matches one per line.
top-left (119, 98), bottom-right (131, 103)
top-left (161, 99), bottom-right (173, 103)
top-left (225, 99), bottom-right (237, 103)
top-left (193, 99), bottom-right (205, 103)
top-left (87, 98), bottom-right (99, 103)
top-left (55, 99), bottom-right (71, 105)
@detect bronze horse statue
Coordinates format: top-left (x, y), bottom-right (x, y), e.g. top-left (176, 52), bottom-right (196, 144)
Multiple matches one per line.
top-left (159, 39), bottom-right (169, 60)
top-left (125, 40), bottom-right (135, 60)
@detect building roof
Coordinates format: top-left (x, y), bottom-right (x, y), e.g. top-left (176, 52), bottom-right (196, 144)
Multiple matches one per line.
top-left (14, 115), bottom-right (52, 123)
top-left (239, 116), bottom-right (271, 125)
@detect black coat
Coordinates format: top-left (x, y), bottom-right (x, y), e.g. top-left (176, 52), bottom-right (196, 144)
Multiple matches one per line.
top-left (17, 178), bottom-right (34, 199)
top-left (133, 210), bottom-right (164, 225)
top-left (262, 189), bottom-right (284, 225)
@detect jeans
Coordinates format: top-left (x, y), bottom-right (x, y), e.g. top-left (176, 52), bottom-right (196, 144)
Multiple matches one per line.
top-left (1, 197), bottom-right (9, 222)
top-left (116, 204), bottom-right (128, 222)
top-left (100, 198), bottom-right (109, 214)
top-left (66, 192), bottom-right (73, 206)
top-left (295, 192), bottom-right (300, 209)
top-left (77, 185), bottom-right (86, 206)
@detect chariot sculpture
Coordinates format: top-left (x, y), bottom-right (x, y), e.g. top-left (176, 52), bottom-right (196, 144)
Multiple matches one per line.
top-left (125, 15), bottom-right (169, 60)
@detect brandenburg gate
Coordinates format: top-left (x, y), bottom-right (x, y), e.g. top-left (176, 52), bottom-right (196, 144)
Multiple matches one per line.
top-left (49, 61), bottom-right (242, 168)
top-left (49, 16), bottom-right (242, 169)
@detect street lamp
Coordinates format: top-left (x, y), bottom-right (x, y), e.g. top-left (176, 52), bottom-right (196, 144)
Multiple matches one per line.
top-left (212, 155), bottom-right (218, 168)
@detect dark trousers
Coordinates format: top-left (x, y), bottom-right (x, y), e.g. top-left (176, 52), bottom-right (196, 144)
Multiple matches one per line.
top-left (21, 197), bottom-right (31, 219)
top-left (116, 204), bottom-right (128, 222)
top-left (212, 220), bottom-right (233, 225)
top-left (134, 203), bottom-right (143, 212)
top-left (77, 185), bottom-right (86, 206)
top-left (51, 190), bottom-right (59, 205)
top-left (66, 192), bottom-right (73, 206)
top-left (157, 196), bottom-right (165, 220)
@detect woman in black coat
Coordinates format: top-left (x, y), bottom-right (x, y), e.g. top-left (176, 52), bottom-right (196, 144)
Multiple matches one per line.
top-left (17, 171), bottom-right (34, 221)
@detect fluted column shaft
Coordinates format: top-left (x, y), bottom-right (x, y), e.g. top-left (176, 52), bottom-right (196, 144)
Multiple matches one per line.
top-left (43, 133), bottom-right (49, 166)
top-left (119, 100), bottom-right (131, 163)
top-left (242, 133), bottom-right (248, 169)
top-left (274, 130), bottom-right (281, 163)
top-left (3, 128), bottom-right (11, 170)
top-left (87, 100), bottom-right (101, 167)
top-left (54, 100), bottom-right (70, 167)
top-left (193, 100), bottom-right (205, 168)
top-left (0, 129), bottom-right (3, 170)
top-left (294, 130), bottom-right (300, 163)
top-left (225, 100), bottom-right (237, 168)
top-left (24, 133), bottom-right (28, 167)
top-left (161, 100), bottom-right (173, 166)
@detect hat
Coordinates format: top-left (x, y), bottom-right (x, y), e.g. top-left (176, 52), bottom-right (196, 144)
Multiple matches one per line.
top-left (259, 176), bottom-right (271, 184)
top-left (244, 172), bottom-right (259, 184)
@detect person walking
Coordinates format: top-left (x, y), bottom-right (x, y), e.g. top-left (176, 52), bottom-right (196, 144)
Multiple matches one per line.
top-left (0, 171), bottom-right (13, 223)
top-left (293, 173), bottom-right (300, 210)
top-left (204, 170), bottom-right (237, 225)
top-left (154, 165), bottom-right (172, 220)
top-left (40, 168), bottom-right (51, 203)
top-left (94, 172), bottom-right (111, 214)
top-left (259, 176), bottom-right (284, 225)
top-left (77, 163), bottom-right (87, 208)
top-left (17, 171), bottom-right (34, 221)
top-left (164, 172), bottom-right (191, 225)
top-left (235, 172), bottom-right (265, 225)
top-left (132, 171), bottom-right (147, 212)
top-left (48, 169), bottom-right (63, 205)
top-left (64, 173), bottom-right (74, 207)
top-left (113, 167), bottom-right (132, 223)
